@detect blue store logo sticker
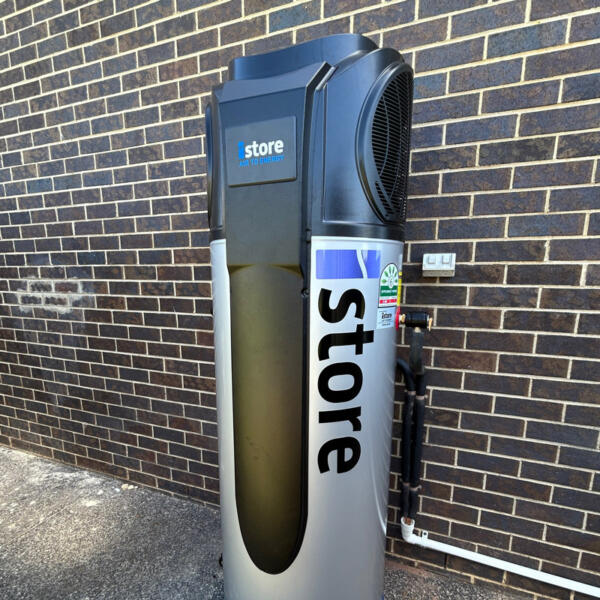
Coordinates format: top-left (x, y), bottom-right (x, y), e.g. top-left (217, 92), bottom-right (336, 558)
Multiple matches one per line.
top-left (225, 116), bottom-right (296, 186)
top-left (316, 249), bottom-right (381, 279)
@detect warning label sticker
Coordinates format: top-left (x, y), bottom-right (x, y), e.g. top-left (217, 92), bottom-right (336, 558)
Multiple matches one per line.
top-left (378, 263), bottom-right (399, 307)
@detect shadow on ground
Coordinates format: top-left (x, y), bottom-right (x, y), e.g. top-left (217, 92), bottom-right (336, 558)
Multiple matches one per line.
top-left (0, 447), bottom-right (525, 600)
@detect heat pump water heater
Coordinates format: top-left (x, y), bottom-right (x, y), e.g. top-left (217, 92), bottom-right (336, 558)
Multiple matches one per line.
top-left (207, 34), bottom-right (413, 600)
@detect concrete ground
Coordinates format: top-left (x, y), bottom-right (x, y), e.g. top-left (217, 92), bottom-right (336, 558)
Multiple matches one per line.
top-left (0, 446), bottom-right (526, 600)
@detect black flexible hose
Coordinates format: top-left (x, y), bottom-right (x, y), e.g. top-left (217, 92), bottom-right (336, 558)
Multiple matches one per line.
top-left (409, 329), bottom-right (424, 375)
top-left (416, 370), bottom-right (427, 397)
top-left (401, 389), bottom-right (414, 518)
top-left (397, 353), bottom-right (428, 520)
top-left (408, 380), bottom-right (426, 520)
top-left (397, 358), bottom-right (415, 518)
top-left (396, 358), bottom-right (415, 392)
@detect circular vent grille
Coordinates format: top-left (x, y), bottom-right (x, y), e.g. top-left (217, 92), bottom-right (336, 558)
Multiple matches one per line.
top-left (369, 71), bottom-right (412, 224)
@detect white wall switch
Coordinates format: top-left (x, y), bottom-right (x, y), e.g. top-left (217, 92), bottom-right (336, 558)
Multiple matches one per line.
top-left (422, 253), bottom-right (456, 277)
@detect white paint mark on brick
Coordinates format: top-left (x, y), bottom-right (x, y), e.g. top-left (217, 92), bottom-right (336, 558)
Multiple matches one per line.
top-left (15, 278), bottom-right (88, 314)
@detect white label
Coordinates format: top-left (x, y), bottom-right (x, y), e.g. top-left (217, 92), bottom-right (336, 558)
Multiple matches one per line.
top-left (376, 307), bottom-right (395, 329)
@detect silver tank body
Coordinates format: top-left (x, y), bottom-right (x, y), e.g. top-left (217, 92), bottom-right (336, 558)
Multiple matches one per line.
top-left (211, 235), bottom-right (403, 600)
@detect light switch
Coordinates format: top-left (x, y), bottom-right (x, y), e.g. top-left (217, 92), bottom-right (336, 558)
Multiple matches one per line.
top-left (422, 253), bottom-right (456, 277)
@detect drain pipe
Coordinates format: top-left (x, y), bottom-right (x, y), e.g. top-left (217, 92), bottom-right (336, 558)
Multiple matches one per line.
top-left (396, 313), bottom-right (600, 599)
top-left (400, 518), bottom-right (600, 598)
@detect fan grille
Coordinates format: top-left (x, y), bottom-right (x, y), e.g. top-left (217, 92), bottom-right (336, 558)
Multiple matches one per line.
top-left (370, 71), bottom-right (412, 223)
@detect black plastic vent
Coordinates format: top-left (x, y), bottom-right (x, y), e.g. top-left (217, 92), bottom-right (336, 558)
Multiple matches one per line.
top-left (370, 71), bottom-right (412, 224)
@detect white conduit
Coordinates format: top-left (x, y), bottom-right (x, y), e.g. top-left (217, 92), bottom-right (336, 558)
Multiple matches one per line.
top-left (400, 518), bottom-right (600, 598)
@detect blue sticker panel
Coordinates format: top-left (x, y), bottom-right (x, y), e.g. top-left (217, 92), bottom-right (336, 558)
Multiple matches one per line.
top-left (316, 249), bottom-right (381, 279)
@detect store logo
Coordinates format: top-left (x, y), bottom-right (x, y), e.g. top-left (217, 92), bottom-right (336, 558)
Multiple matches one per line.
top-left (317, 288), bottom-right (374, 475)
top-left (237, 139), bottom-right (285, 163)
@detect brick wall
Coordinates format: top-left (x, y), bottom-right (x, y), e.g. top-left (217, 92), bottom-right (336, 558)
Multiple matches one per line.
top-left (0, 1), bottom-right (598, 598)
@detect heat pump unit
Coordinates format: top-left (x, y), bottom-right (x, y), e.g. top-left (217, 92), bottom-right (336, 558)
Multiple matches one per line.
top-left (207, 33), bottom-right (413, 600)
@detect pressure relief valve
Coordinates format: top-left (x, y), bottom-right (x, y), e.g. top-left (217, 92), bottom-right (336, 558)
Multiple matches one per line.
top-left (399, 312), bottom-right (432, 331)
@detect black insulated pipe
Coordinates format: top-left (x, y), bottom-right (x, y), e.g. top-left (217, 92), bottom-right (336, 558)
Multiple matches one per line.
top-left (396, 358), bottom-right (414, 392)
top-left (397, 358), bottom-right (416, 519)
top-left (408, 388), bottom-right (425, 520)
top-left (397, 314), bottom-right (430, 523)
top-left (401, 395), bottom-right (414, 519)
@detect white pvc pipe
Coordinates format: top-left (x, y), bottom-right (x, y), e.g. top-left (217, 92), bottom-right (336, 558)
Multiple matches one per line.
top-left (400, 518), bottom-right (600, 598)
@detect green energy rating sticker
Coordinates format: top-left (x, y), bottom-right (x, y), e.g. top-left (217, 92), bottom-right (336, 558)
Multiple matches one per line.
top-left (378, 263), bottom-right (399, 307)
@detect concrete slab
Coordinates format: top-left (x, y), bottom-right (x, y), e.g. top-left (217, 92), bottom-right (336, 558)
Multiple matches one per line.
top-left (0, 447), bottom-right (525, 600)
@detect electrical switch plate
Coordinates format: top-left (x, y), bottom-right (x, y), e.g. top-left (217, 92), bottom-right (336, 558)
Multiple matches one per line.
top-left (422, 253), bottom-right (456, 277)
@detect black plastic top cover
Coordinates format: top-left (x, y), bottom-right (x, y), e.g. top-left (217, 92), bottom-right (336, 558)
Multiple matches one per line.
top-left (229, 33), bottom-right (377, 80)
top-left (208, 33), bottom-right (413, 243)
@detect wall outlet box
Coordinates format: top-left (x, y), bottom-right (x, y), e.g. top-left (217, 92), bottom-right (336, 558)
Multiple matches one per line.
top-left (422, 253), bottom-right (456, 277)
